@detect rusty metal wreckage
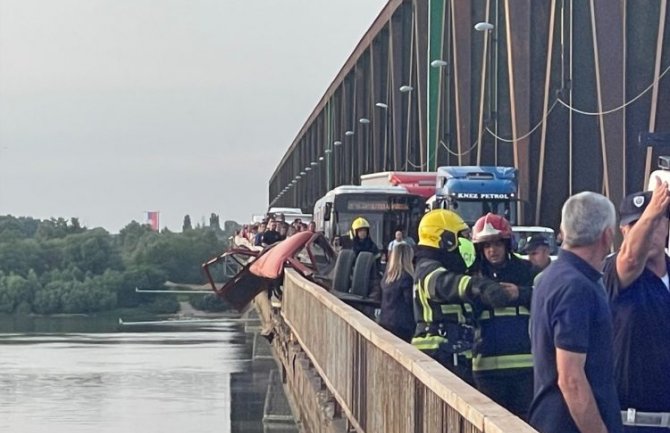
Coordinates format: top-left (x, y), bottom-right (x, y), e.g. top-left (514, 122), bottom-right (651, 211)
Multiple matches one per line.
top-left (268, 0), bottom-right (670, 231)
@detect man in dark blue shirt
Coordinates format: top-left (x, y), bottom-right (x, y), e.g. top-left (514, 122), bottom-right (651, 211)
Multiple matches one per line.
top-left (602, 180), bottom-right (670, 432)
top-left (261, 221), bottom-right (282, 246)
top-left (530, 191), bottom-right (622, 433)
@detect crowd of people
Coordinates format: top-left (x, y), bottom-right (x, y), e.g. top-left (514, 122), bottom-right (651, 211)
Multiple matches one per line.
top-left (231, 214), bottom-right (316, 250)
top-left (374, 186), bottom-right (669, 433)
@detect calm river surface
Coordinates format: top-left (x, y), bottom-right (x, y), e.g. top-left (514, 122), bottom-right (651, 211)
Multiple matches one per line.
top-left (0, 315), bottom-right (290, 433)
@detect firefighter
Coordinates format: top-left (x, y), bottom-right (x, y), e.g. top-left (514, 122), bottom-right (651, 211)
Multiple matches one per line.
top-left (412, 209), bottom-right (516, 383)
top-left (350, 217), bottom-right (380, 258)
top-left (471, 213), bottom-right (535, 419)
top-left (350, 217), bottom-right (382, 301)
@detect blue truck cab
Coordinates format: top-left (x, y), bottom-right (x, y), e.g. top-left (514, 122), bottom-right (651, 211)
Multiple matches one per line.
top-left (434, 166), bottom-right (518, 226)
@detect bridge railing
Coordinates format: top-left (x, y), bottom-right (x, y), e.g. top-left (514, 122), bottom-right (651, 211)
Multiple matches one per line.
top-left (281, 269), bottom-right (538, 433)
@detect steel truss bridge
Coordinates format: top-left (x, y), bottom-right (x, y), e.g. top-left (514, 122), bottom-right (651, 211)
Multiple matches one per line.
top-left (269, 0), bottom-right (670, 229)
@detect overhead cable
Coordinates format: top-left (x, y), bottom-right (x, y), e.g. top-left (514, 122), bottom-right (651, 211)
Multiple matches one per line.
top-left (557, 64), bottom-right (670, 116)
top-left (484, 100), bottom-right (559, 143)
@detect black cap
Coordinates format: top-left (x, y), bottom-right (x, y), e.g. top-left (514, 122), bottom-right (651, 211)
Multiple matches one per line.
top-left (619, 191), bottom-right (652, 226)
top-left (522, 234), bottom-right (550, 253)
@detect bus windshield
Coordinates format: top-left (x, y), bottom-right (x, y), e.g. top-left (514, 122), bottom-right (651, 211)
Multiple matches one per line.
top-left (333, 194), bottom-right (424, 250)
top-left (451, 199), bottom-right (517, 226)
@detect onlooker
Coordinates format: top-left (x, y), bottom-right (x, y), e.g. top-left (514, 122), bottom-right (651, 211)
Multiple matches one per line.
top-left (387, 229), bottom-right (415, 251)
top-left (307, 221), bottom-right (316, 232)
top-left (261, 221), bottom-right (281, 246)
top-left (523, 234), bottom-right (552, 273)
top-left (241, 224), bottom-right (249, 238)
top-left (233, 229), bottom-right (251, 249)
top-left (602, 179), bottom-right (670, 432)
top-left (254, 223), bottom-right (266, 246)
top-left (286, 225), bottom-right (297, 238)
top-left (529, 191), bottom-right (622, 433)
top-left (379, 243), bottom-right (415, 342)
top-left (248, 224), bottom-right (259, 243)
top-left (471, 213), bottom-right (535, 419)
top-left (278, 222), bottom-right (288, 241)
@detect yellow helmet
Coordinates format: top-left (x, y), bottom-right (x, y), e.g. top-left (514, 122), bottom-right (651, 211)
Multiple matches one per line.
top-left (350, 217), bottom-right (370, 239)
top-left (418, 209), bottom-right (469, 251)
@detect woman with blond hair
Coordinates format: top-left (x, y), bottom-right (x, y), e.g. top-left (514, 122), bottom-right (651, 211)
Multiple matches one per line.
top-left (379, 243), bottom-right (415, 342)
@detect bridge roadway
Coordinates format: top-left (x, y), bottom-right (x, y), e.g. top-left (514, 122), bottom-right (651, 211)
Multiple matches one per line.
top-left (253, 269), bottom-right (537, 433)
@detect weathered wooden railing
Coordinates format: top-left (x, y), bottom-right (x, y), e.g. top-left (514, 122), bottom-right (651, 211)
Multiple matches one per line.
top-left (280, 269), bottom-right (538, 433)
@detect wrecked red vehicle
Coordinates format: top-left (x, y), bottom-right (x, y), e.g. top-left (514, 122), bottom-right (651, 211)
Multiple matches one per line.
top-left (202, 231), bottom-right (381, 314)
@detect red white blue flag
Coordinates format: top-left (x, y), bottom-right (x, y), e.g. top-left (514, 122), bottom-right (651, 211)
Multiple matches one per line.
top-left (147, 211), bottom-right (160, 231)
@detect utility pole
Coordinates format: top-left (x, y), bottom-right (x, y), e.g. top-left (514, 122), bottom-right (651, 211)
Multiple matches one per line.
top-left (427, 0), bottom-right (446, 172)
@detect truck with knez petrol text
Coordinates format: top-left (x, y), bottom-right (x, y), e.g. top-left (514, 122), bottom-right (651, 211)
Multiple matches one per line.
top-left (432, 166), bottom-right (519, 226)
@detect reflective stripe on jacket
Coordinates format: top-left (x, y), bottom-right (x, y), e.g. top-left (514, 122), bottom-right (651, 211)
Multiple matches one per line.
top-left (472, 256), bottom-right (535, 372)
top-left (412, 255), bottom-right (474, 353)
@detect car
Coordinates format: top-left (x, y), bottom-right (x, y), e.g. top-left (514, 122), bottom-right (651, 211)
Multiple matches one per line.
top-left (202, 232), bottom-right (380, 314)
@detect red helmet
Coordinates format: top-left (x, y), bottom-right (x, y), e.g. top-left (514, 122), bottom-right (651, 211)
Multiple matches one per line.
top-left (472, 213), bottom-right (512, 244)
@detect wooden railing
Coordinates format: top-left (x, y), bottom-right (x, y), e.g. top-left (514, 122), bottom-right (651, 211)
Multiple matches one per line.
top-left (281, 269), bottom-right (539, 433)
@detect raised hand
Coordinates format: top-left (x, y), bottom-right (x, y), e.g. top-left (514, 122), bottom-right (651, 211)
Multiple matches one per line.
top-left (647, 176), bottom-right (670, 220)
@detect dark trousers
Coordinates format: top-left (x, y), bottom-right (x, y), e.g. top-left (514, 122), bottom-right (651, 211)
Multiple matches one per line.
top-left (474, 368), bottom-right (533, 419)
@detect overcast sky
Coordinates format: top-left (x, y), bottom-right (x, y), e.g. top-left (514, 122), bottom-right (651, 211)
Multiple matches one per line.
top-left (0, 0), bottom-right (387, 232)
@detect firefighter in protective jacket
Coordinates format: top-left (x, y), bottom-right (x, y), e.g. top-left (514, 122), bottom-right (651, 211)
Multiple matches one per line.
top-left (471, 213), bottom-right (535, 419)
top-left (350, 217), bottom-right (380, 258)
top-left (412, 209), bottom-right (515, 383)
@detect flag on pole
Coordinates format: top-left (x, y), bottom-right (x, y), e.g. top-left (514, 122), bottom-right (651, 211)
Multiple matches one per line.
top-left (147, 211), bottom-right (160, 231)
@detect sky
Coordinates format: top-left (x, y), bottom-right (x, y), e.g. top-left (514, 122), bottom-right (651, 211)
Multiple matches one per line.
top-left (0, 0), bottom-right (387, 233)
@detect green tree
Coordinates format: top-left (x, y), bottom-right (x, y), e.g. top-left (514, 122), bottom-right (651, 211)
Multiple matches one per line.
top-left (33, 281), bottom-right (63, 314)
top-left (63, 228), bottom-right (123, 275)
top-left (35, 217), bottom-right (84, 241)
top-left (118, 220), bottom-right (153, 258)
top-left (209, 213), bottom-right (221, 231)
top-left (0, 213), bottom-right (237, 314)
top-left (116, 265), bottom-right (168, 308)
top-left (130, 228), bottom-right (225, 283)
top-left (0, 274), bottom-right (37, 313)
top-left (183, 215), bottom-right (192, 231)
top-left (223, 220), bottom-right (240, 233)
top-left (0, 215), bottom-right (40, 241)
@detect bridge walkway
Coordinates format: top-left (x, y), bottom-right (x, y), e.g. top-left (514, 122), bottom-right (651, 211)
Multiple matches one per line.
top-left (254, 269), bottom-right (538, 433)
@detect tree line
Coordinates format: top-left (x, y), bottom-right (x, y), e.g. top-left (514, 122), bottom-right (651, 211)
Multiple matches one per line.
top-left (0, 215), bottom-right (239, 315)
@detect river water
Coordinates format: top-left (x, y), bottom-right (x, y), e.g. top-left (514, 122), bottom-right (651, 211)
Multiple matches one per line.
top-left (0, 315), bottom-right (296, 433)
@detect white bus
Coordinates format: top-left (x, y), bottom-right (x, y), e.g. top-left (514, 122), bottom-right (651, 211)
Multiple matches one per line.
top-left (313, 185), bottom-right (425, 251)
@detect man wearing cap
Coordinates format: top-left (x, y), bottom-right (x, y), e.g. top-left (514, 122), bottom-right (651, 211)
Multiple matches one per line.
top-left (524, 235), bottom-right (552, 273)
top-left (602, 178), bottom-right (670, 432)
